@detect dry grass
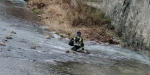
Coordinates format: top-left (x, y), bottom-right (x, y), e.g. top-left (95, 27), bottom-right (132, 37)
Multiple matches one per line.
top-left (28, 0), bottom-right (47, 6)
top-left (28, 0), bottom-right (116, 43)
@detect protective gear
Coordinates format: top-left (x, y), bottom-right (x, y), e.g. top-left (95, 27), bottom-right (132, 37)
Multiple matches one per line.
top-left (68, 38), bottom-right (74, 46)
top-left (74, 36), bottom-right (82, 46)
top-left (71, 36), bottom-right (84, 51)
top-left (69, 31), bottom-right (84, 51)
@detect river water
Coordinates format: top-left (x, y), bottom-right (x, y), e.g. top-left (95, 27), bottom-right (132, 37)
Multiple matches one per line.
top-left (0, 0), bottom-right (150, 75)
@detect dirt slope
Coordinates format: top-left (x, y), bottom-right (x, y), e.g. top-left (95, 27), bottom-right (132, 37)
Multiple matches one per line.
top-left (27, 0), bottom-right (119, 44)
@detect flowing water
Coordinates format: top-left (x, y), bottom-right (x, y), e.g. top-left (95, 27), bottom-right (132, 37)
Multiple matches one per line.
top-left (0, 0), bottom-right (150, 75)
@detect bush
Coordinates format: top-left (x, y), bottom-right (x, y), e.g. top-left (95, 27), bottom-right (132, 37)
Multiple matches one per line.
top-left (70, 9), bottom-right (111, 27)
top-left (33, 8), bottom-right (42, 14)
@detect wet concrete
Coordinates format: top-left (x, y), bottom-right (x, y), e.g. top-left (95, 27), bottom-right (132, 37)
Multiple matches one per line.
top-left (0, 0), bottom-right (150, 75)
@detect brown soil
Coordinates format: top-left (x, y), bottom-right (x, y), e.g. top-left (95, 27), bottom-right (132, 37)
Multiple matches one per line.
top-left (27, 0), bottom-right (119, 44)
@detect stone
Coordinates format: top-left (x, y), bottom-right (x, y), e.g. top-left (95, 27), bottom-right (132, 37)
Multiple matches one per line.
top-left (73, 51), bottom-right (77, 54)
top-left (77, 50), bottom-right (90, 54)
top-left (0, 42), bottom-right (6, 46)
top-left (65, 50), bottom-right (77, 54)
top-left (2, 39), bottom-right (7, 43)
top-left (59, 33), bottom-right (68, 38)
top-left (45, 35), bottom-right (51, 39)
top-left (11, 31), bottom-right (16, 34)
top-left (31, 45), bottom-right (36, 50)
top-left (84, 50), bottom-right (90, 54)
top-left (65, 50), bottom-right (70, 53)
top-left (6, 35), bottom-right (12, 39)
top-left (40, 26), bottom-right (50, 31)
top-left (7, 49), bottom-right (11, 51)
top-left (33, 59), bottom-right (36, 62)
top-left (18, 48), bottom-right (21, 49)
top-left (52, 34), bottom-right (61, 38)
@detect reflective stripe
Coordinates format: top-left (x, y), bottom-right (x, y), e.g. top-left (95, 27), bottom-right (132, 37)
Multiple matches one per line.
top-left (79, 38), bottom-right (82, 42)
top-left (74, 37), bottom-right (82, 46)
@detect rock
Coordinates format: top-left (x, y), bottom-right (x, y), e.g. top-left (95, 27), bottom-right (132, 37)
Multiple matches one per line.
top-left (59, 34), bottom-right (64, 38)
top-left (73, 51), bottom-right (77, 54)
top-left (45, 35), bottom-right (51, 39)
top-left (37, 15), bottom-right (41, 17)
top-left (77, 50), bottom-right (90, 54)
top-left (83, 50), bottom-right (90, 54)
top-left (7, 49), bottom-right (11, 51)
top-left (52, 34), bottom-right (61, 38)
top-left (6, 35), bottom-right (12, 39)
top-left (59, 33), bottom-right (68, 38)
top-left (33, 59), bottom-right (36, 62)
top-left (108, 39), bottom-right (119, 44)
top-left (64, 38), bottom-right (69, 40)
top-left (37, 3), bottom-right (46, 9)
top-left (18, 48), bottom-right (21, 49)
top-left (107, 24), bottom-right (115, 30)
top-left (65, 50), bottom-right (70, 53)
top-left (42, 50), bottom-right (46, 52)
top-left (0, 42), bottom-right (6, 46)
top-left (40, 26), bottom-right (50, 31)
top-left (31, 45), bottom-right (36, 50)
top-left (2, 39), bottom-right (7, 43)
top-left (65, 50), bottom-right (77, 54)
top-left (11, 31), bottom-right (16, 34)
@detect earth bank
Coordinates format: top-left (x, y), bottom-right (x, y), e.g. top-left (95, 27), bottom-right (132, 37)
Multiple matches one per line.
top-left (26, 0), bottom-right (119, 44)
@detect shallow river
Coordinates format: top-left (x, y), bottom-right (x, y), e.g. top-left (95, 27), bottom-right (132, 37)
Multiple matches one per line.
top-left (0, 0), bottom-right (150, 75)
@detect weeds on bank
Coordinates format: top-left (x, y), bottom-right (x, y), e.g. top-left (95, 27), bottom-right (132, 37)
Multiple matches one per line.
top-left (28, 0), bottom-right (117, 43)
top-left (66, 2), bottom-right (111, 27)
top-left (33, 9), bottom-right (42, 14)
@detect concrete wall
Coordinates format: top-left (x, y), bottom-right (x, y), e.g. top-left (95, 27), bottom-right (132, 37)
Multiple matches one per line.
top-left (102, 0), bottom-right (150, 57)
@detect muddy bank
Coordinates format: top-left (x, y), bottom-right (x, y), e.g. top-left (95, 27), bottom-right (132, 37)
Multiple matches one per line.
top-left (27, 0), bottom-right (119, 44)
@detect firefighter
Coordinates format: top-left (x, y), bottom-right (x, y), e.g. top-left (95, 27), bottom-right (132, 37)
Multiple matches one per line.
top-left (71, 31), bottom-right (84, 52)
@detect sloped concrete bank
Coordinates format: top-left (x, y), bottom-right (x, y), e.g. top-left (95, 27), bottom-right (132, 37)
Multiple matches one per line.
top-left (101, 0), bottom-right (150, 57)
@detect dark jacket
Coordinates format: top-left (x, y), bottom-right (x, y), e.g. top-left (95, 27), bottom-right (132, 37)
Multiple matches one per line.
top-left (73, 36), bottom-right (84, 50)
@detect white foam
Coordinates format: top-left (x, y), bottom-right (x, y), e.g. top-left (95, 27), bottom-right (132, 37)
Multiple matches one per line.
top-left (86, 45), bottom-right (150, 65)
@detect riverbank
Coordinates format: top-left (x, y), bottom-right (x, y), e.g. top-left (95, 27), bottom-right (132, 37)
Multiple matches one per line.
top-left (26, 0), bottom-right (119, 44)
top-left (0, 0), bottom-right (150, 75)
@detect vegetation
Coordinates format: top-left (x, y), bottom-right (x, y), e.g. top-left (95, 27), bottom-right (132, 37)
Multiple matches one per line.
top-left (33, 8), bottom-right (42, 14)
top-left (27, 0), bottom-right (118, 44)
